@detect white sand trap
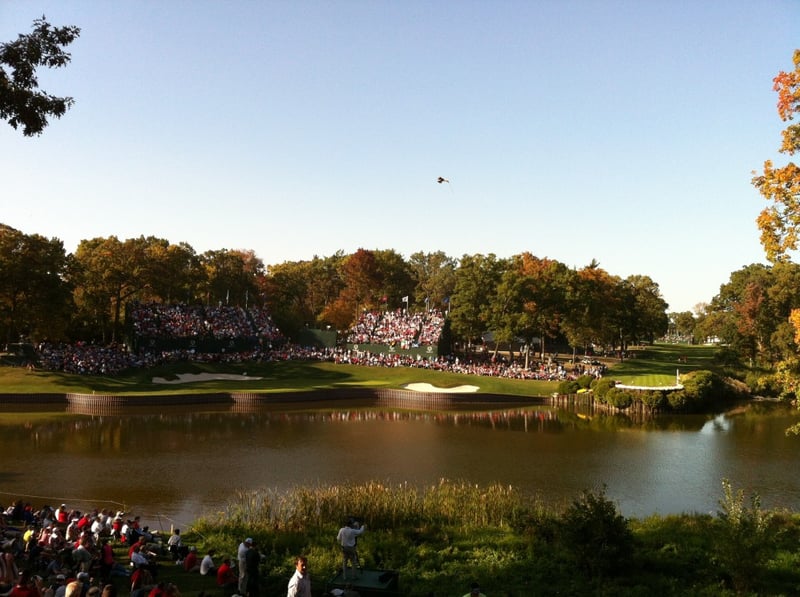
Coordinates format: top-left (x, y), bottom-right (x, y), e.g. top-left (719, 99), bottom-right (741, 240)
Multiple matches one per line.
top-left (404, 382), bottom-right (480, 393)
top-left (152, 372), bottom-right (262, 385)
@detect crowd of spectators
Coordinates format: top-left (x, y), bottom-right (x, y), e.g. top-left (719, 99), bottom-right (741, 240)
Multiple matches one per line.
top-left (0, 500), bottom-right (155, 592)
top-left (128, 302), bottom-right (283, 343)
top-left (326, 347), bottom-right (604, 381)
top-left (36, 343), bottom-right (151, 376)
top-left (24, 302), bottom-right (607, 383)
top-left (344, 308), bottom-right (445, 348)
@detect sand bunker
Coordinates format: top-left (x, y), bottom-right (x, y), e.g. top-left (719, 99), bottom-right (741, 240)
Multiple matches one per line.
top-left (404, 382), bottom-right (479, 393)
top-left (152, 372), bottom-right (262, 385)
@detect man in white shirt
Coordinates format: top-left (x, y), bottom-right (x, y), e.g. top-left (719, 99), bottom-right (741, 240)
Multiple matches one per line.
top-left (336, 518), bottom-right (366, 580)
top-left (200, 548), bottom-right (216, 576)
top-left (237, 537), bottom-right (252, 593)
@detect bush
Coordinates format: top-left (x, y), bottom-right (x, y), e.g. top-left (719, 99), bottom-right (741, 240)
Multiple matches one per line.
top-left (666, 389), bottom-right (690, 411)
top-left (605, 387), bottom-right (633, 410)
top-left (715, 479), bottom-right (775, 593)
top-left (557, 380), bottom-right (580, 394)
top-left (745, 370), bottom-right (780, 397)
top-left (713, 347), bottom-right (742, 368)
top-left (640, 390), bottom-right (666, 411)
top-left (558, 486), bottom-right (633, 579)
top-left (668, 370), bottom-right (723, 412)
top-left (576, 374), bottom-right (594, 389)
top-left (591, 377), bottom-right (616, 398)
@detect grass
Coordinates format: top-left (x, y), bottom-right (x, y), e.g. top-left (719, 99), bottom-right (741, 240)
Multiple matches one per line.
top-left (609, 343), bottom-right (718, 386)
top-left (110, 480), bottom-right (800, 597)
top-left (0, 359), bottom-right (561, 397)
top-left (0, 342), bottom-right (728, 399)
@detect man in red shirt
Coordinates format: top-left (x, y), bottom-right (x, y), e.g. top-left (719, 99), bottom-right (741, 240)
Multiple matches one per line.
top-left (183, 547), bottom-right (200, 573)
top-left (216, 557), bottom-right (237, 595)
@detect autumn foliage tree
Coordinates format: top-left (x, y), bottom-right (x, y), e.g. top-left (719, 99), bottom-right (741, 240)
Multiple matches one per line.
top-left (754, 49), bottom-right (800, 263)
top-left (752, 50), bottom-right (800, 428)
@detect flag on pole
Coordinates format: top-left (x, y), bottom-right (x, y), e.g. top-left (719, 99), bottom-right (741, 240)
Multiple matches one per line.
top-left (401, 296), bottom-right (409, 303)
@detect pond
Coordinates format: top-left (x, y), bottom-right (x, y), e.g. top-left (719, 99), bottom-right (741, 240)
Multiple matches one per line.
top-left (0, 401), bottom-right (798, 529)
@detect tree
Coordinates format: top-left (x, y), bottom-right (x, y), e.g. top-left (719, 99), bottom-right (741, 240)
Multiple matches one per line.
top-left (0, 224), bottom-right (72, 343)
top-left (561, 260), bottom-right (621, 357)
top-left (484, 257), bottom-right (524, 359)
top-left (373, 249), bottom-right (415, 310)
top-left (320, 249), bottom-right (382, 330)
top-left (0, 16), bottom-right (81, 136)
top-left (620, 275), bottom-right (669, 345)
top-left (449, 254), bottom-right (503, 350)
top-left (200, 249), bottom-right (264, 308)
top-left (754, 49), bottom-right (800, 263)
top-left (72, 236), bottom-right (153, 342)
top-left (669, 311), bottom-right (697, 339)
top-left (142, 239), bottom-right (202, 304)
top-left (518, 254), bottom-right (571, 363)
top-left (408, 251), bottom-right (457, 311)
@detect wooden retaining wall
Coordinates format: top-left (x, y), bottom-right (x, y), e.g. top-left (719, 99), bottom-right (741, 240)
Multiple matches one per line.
top-left (0, 389), bottom-right (545, 415)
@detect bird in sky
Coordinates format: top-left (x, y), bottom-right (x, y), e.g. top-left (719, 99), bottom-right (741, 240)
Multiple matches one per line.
top-left (437, 177), bottom-right (449, 184)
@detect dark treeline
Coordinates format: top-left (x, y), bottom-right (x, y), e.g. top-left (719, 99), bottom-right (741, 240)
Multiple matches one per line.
top-left (0, 224), bottom-right (671, 357)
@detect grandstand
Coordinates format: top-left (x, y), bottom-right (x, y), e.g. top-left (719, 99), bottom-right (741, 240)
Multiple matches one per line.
top-left (344, 308), bottom-right (445, 358)
top-left (126, 301), bottom-right (284, 354)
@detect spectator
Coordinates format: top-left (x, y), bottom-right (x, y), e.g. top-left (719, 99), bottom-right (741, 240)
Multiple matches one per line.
top-left (199, 549), bottom-right (216, 576)
top-left (215, 558), bottom-right (237, 596)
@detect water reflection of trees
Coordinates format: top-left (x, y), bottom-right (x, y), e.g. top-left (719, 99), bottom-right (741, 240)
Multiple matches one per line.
top-left (0, 405), bottom-right (732, 452)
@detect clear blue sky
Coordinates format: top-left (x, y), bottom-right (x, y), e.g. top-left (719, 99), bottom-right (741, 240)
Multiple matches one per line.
top-left (2, 1), bottom-right (797, 313)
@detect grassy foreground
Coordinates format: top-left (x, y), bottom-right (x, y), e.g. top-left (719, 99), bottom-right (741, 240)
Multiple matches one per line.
top-left (99, 480), bottom-right (800, 597)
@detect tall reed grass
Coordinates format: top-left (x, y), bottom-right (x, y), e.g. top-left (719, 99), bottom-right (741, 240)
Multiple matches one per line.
top-left (203, 479), bottom-right (538, 534)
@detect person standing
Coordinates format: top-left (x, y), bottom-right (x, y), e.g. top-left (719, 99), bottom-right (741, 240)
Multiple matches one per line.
top-left (286, 556), bottom-right (310, 597)
top-left (244, 539), bottom-right (261, 597)
top-left (336, 518), bottom-right (366, 580)
top-left (237, 537), bottom-right (252, 594)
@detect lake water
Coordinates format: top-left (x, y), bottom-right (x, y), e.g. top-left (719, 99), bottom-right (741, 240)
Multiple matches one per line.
top-left (1, 401), bottom-right (798, 530)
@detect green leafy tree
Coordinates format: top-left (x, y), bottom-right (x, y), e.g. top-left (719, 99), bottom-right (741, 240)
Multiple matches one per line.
top-left (449, 253), bottom-right (503, 350)
top-left (72, 236), bottom-right (151, 342)
top-left (263, 260), bottom-right (316, 337)
top-left (619, 275), bottom-right (669, 346)
top-left (484, 257), bottom-right (524, 359)
top-left (373, 249), bottom-right (414, 310)
top-left (0, 224), bottom-right (72, 343)
top-left (200, 248), bottom-right (264, 308)
top-left (142, 239), bottom-right (202, 304)
top-left (408, 251), bottom-right (457, 312)
top-left (0, 16), bottom-right (80, 136)
top-left (668, 310), bottom-right (697, 339)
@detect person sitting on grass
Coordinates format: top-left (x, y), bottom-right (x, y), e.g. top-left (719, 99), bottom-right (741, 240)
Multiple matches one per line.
top-left (130, 566), bottom-right (153, 597)
top-left (199, 549), bottom-right (216, 576)
top-left (182, 547), bottom-right (200, 573)
top-left (215, 558), bottom-right (237, 596)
